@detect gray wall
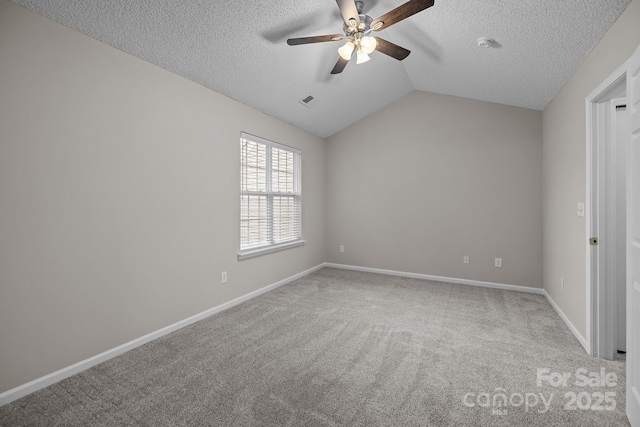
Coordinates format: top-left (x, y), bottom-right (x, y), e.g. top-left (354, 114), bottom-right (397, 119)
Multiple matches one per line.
top-left (542, 0), bottom-right (640, 337)
top-left (325, 91), bottom-right (543, 288)
top-left (0, 0), bottom-right (325, 394)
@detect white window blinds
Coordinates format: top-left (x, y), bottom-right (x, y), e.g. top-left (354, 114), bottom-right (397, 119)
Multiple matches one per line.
top-left (239, 132), bottom-right (302, 259)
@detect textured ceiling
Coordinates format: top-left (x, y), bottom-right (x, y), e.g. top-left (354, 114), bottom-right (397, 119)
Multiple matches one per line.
top-left (12, 0), bottom-right (631, 138)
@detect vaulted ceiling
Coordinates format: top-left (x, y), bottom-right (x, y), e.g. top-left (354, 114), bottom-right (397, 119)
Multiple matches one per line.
top-left (12, 0), bottom-right (631, 138)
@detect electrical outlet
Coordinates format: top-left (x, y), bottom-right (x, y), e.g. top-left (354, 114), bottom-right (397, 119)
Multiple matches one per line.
top-left (340, 245), bottom-right (344, 253)
top-left (221, 271), bottom-right (227, 284)
top-left (494, 258), bottom-right (502, 268)
top-left (561, 277), bottom-right (564, 291)
top-left (463, 255), bottom-right (469, 264)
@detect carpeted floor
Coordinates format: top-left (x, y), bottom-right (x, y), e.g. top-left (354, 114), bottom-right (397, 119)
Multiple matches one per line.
top-left (0, 267), bottom-right (630, 426)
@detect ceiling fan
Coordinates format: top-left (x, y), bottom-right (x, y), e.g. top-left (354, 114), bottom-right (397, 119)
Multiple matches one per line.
top-left (287, 0), bottom-right (435, 74)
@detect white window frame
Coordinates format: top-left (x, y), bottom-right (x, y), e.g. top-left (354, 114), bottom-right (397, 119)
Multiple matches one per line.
top-left (238, 132), bottom-right (303, 260)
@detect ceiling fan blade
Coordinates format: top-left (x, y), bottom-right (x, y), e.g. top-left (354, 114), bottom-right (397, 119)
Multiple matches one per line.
top-left (336, 0), bottom-right (361, 27)
top-left (331, 56), bottom-right (350, 74)
top-left (371, 0), bottom-right (434, 31)
top-left (287, 34), bottom-right (345, 45)
top-left (374, 37), bottom-right (411, 60)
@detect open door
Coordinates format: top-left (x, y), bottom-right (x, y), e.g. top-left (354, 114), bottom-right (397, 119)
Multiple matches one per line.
top-left (627, 42), bottom-right (640, 426)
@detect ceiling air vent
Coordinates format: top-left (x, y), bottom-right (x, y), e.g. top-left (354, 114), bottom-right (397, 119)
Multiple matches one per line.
top-left (299, 95), bottom-right (317, 109)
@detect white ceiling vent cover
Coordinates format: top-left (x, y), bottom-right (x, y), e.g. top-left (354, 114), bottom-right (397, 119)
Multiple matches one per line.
top-left (299, 95), bottom-right (317, 109)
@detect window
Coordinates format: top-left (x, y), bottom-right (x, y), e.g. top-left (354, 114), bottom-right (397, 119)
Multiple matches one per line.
top-left (239, 132), bottom-right (303, 260)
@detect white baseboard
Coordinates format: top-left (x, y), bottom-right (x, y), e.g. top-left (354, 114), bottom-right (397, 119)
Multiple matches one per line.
top-left (325, 263), bottom-right (589, 352)
top-left (543, 290), bottom-right (589, 352)
top-left (0, 262), bottom-right (589, 407)
top-left (324, 263), bottom-right (545, 295)
top-left (0, 263), bottom-right (325, 407)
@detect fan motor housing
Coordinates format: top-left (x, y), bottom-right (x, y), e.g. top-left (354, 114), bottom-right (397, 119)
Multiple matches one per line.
top-left (344, 14), bottom-right (373, 36)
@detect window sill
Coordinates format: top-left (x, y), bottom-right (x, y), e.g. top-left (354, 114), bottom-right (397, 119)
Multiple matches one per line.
top-left (237, 240), bottom-right (305, 261)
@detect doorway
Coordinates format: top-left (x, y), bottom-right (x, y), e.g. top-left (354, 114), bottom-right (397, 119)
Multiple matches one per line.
top-left (586, 63), bottom-right (629, 360)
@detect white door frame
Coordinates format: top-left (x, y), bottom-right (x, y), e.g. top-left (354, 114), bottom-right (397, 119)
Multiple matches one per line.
top-left (626, 42), bottom-right (640, 426)
top-left (611, 98), bottom-right (629, 354)
top-left (585, 61), bottom-right (627, 358)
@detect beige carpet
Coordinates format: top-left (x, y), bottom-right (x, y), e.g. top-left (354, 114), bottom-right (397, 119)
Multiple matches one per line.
top-left (0, 267), bottom-right (630, 426)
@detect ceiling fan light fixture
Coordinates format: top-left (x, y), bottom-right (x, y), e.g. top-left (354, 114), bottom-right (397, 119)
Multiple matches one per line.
top-left (287, 0), bottom-right (435, 74)
top-left (356, 50), bottom-right (371, 64)
top-left (360, 36), bottom-right (377, 55)
top-left (338, 41), bottom-right (355, 60)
